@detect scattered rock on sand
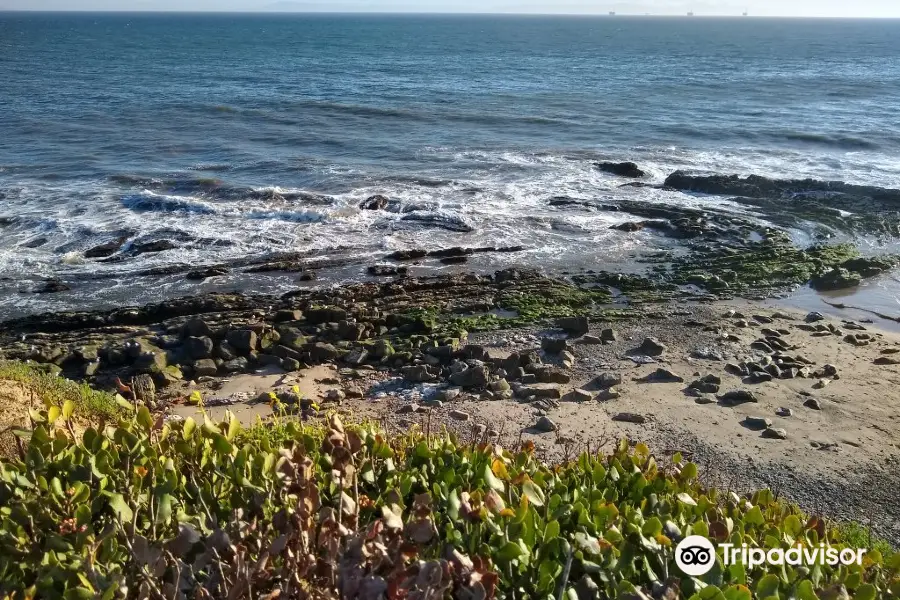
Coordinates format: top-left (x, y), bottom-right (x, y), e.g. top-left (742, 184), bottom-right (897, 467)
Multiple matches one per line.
top-left (612, 412), bottom-right (647, 424)
top-left (589, 372), bottom-right (622, 389)
top-left (449, 410), bottom-right (470, 421)
top-left (439, 387), bottom-right (462, 401)
top-left (541, 337), bottom-right (568, 354)
top-left (403, 365), bottom-right (438, 383)
top-left (804, 398), bottom-right (822, 410)
top-left (762, 427), bottom-right (788, 440)
top-left (744, 415), bottom-right (773, 429)
top-left (639, 368), bottom-right (684, 383)
top-left (556, 316), bottom-right (589, 337)
top-left (874, 356), bottom-right (900, 365)
top-left (449, 365), bottom-right (490, 388)
top-left (718, 389), bottom-right (759, 405)
top-left (776, 407), bottom-right (793, 417)
top-left (534, 416), bottom-right (557, 433)
top-left (571, 388), bottom-right (594, 402)
top-left (638, 337), bottom-right (666, 356)
top-left (596, 388), bottom-right (621, 401)
top-left (193, 359), bottom-right (218, 377)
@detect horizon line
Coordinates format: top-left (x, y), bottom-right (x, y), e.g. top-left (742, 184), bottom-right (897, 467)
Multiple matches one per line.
top-left (1, 9), bottom-right (899, 19)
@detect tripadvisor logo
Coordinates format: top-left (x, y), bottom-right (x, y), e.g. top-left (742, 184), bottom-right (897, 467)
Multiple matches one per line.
top-left (675, 536), bottom-right (716, 576)
top-left (674, 535), bottom-right (866, 576)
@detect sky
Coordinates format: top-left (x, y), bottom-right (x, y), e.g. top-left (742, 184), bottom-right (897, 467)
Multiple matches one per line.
top-left (1, 0), bottom-right (898, 17)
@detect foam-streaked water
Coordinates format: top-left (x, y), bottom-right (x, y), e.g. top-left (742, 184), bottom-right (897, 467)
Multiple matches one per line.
top-left (2, 13), bottom-right (900, 318)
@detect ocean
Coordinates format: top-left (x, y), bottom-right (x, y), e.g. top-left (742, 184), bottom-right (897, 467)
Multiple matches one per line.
top-left (1, 13), bottom-right (900, 318)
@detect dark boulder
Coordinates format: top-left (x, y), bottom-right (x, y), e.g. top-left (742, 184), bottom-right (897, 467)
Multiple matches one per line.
top-left (810, 268), bottom-right (862, 291)
top-left (840, 257), bottom-right (897, 278)
top-left (306, 342), bottom-right (340, 362)
top-left (368, 265), bottom-right (408, 277)
top-left (184, 336), bottom-right (214, 360)
top-left (85, 235), bottom-right (129, 258)
top-left (33, 279), bottom-right (71, 294)
top-left (611, 221), bottom-right (646, 232)
top-left (449, 365), bottom-right (490, 388)
top-left (182, 318), bottom-right (213, 338)
top-left (360, 194), bottom-right (389, 210)
top-left (663, 171), bottom-right (900, 206)
top-left (186, 266), bottom-right (228, 281)
top-left (274, 309), bottom-right (303, 322)
top-left (388, 249), bottom-right (428, 261)
top-left (399, 212), bottom-right (474, 233)
top-left (193, 359), bottom-right (219, 377)
top-left (440, 256), bottom-right (468, 264)
top-left (132, 240), bottom-right (177, 254)
top-left (638, 337), bottom-right (666, 356)
top-left (226, 330), bottom-right (258, 353)
top-left (556, 316), bottom-right (589, 337)
top-left (595, 161), bottom-right (646, 178)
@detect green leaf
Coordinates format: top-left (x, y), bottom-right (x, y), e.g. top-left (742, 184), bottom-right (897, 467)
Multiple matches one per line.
top-left (745, 505), bottom-right (765, 527)
top-left (795, 580), bottom-right (819, 600)
top-left (47, 405), bottom-right (61, 424)
top-left (182, 417), bottom-right (196, 439)
top-left (755, 574), bottom-right (780, 597)
top-left (697, 585), bottom-right (726, 600)
top-left (723, 586), bottom-right (752, 600)
top-left (522, 479), bottom-right (545, 507)
top-left (854, 584), bottom-right (876, 600)
top-left (783, 514), bottom-right (803, 538)
top-left (62, 400), bottom-right (76, 420)
top-left (642, 516), bottom-right (663, 537)
top-left (137, 406), bottom-right (153, 430)
top-left (448, 489), bottom-right (461, 520)
top-left (226, 413), bottom-right (241, 442)
top-left (545, 520), bottom-right (561, 541)
top-left (64, 588), bottom-right (96, 600)
top-left (107, 493), bottom-right (134, 523)
top-left (212, 434), bottom-right (233, 455)
top-left (115, 394), bottom-right (135, 411)
top-left (592, 463), bottom-right (607, 484)
top-left (681, 462), bottom-right (698, 480)
top-left (677, 492), bottom-right (697, 506)
top-left (496, 541), bottom-right (523, 562)
top-left (75, 503), bottom-right (92, 527)
top-left (484, 463), bottom-right (504, 492)
top-left (155, 493), bottom-right (173, 525)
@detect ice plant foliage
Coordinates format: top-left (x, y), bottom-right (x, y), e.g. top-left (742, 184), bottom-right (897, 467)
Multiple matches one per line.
top-left (0, 401), bottom-right (896, 599)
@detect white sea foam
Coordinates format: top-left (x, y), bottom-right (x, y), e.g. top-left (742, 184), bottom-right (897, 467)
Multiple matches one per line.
top-left (2, 146), bottom-right (900, 318)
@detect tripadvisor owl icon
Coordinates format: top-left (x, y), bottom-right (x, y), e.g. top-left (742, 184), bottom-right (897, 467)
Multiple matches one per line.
top-left (675, 535), bottom-right (716, 576)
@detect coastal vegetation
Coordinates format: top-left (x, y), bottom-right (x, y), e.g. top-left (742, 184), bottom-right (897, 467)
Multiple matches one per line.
top-left (0, 392), bottom-right (896, 599)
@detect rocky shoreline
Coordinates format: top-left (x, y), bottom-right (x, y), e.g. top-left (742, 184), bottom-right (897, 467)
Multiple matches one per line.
top-left (2, 259), bottom-right (900, 544)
